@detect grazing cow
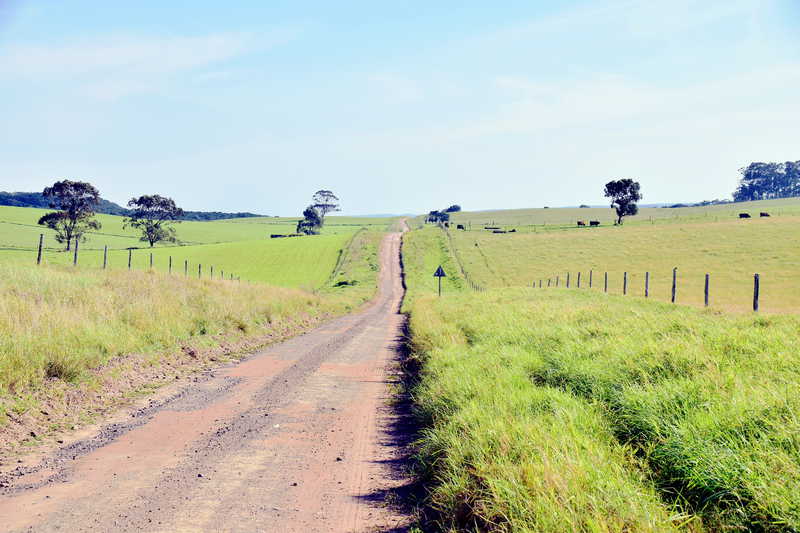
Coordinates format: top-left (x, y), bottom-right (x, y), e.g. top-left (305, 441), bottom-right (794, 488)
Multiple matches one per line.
top-left (457, 224), bottom-right (466, 230)
top-left (760, 212), bottom-right (770, 217)
top-left (509, 228), bottom-right (517, 232)
top-left (577, 221), bottom-right (586, 227)
top-left (739, 213), bottom-right (751, 219)
top-left (590, 220), bottom-right (600, 227)
top-left (492, 230), bottom-right (507, 234)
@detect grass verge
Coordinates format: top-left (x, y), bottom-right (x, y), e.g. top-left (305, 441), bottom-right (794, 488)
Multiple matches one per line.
top-left (406, 288), bottom-right (800, 531)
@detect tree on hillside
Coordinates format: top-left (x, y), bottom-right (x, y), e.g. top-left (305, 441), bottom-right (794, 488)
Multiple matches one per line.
top-left (426, 210), bottom-right (450, 224)
top-left (445, 205), bottom-right (461, 213)
top-left (37, 180), bottom-right (102, 250)
top-left (296, 206), bottom-right (323, 235)
top-left (311, 190), bottom-right (340, 221)
top-left (604, 179), bottom-right (642, 225)
top-left (733, 161), bottom-right (800, 201)
top-left (124, 195), bottom-right (184, 247)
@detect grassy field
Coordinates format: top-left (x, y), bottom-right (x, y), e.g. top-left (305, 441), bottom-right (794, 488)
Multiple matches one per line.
top-left (402, 201), bottom-right (800, 531)
top-left (405, 287), bottom-right (800, 532)
top-left (443, 197), bottom-right (800, 232)
top-left (416, 199), bottom-right (800, 313)
top-left (0, 205), bottom-right (395, 290)
top-left (0, 207), bottom-right (392, 445)
top-left (0, 205), bottom-right (393, 250)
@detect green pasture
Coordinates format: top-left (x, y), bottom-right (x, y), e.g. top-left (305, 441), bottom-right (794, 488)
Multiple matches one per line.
top-left (442, 197), bottom-right (800, 232)
top-left (0, 205), bottom-right (394, 251)
top-left (421, 203), bottom-right (800, 313)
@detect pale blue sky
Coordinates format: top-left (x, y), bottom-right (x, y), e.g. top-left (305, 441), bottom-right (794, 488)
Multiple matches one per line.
top-left (1, 1), bottom-right (798, 215)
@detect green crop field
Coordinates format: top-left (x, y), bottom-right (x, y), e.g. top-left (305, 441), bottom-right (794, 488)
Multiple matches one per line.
top-left (402, 200), bottom-right (800, 532)
top-left (0, 205), bottom-right (395, 290)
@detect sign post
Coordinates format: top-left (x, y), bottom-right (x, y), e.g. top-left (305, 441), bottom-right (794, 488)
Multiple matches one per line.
top-left (433, 265), bottom-right (447, 297)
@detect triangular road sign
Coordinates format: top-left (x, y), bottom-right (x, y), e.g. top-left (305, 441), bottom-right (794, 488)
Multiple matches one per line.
top-left (433, 265), bottom-right (446, 278)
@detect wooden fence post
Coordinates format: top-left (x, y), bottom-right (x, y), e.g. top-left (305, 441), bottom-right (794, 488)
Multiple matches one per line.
top-left (753, 273), bottom-right (760, 312)
top-left (36, 234), bottom-right (44, 265)
top-left (211, 266), bottom-right (214, 279)
top-left (128, 249), bottom-right (132, 270)
top-left (184, 259), bottom-right (188, 276)
top-left (671, 268), bottom-right (677, 303)
top-left (566, 272), bottom-right (570, 288)
top-left (623, 271), bottom-right (628, 295)
top-left (577, 272), bottom-right (582, 288)
top-left (73, 239), bottom-right (79, 266)
top-left (547, 279), bottom-right (551, 287)
top-left (198, 264), bottom-right (202, 278)
top-left (556, 275), bottom-right (559, 287)
top-left (169, 256), bottom-right (172, 274)
top-left (704, 273), bottom-right (710, 307)
top-left (221, 270), bottom-right (224, 280)
top-left (149, 253), bottom-right (153, 269)
top-left (645, 272), bottom-right (650, 298)
top-left (103, 245), bottom-right (108, 269)
top-left (604, 272), bottom-right (608, 293)
top-left (589, 269), bottom-right (593, 288)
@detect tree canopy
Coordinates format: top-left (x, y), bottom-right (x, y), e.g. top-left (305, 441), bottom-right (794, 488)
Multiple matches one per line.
top-left (733, 161), bottom-right (800, 202)
top-left (37, 180), bottom-right (102, 250)
top-left (604, 179), bottom-right (642, 225)
top-left (296, 206), bottom-right (323, 235)
top-left (311, 190), bottom-right (340, 219)
top-left (124, 195), bottom-right (184, 247)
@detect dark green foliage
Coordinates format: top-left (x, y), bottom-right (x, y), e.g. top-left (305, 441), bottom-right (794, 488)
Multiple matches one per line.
top-left (296, 205), bottom-right (322, 235)
top-left (425, 210), bottom-right (450, 223)
top-left (444, 204), bottom-right (461, 212)
top-left (734, 161), bottom-right (800, 201)
top-left (124, 195), bottom-right (184, 247)
top-left (0, 191), bottom-right (261, 220)
top-left (36, 180), bottom-right (102, 250)
top-left (604, 179), bottom-right (643, 225)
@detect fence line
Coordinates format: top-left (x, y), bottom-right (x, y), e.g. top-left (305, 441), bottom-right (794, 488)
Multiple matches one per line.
top-left (534, 267), bottom-right (763, 312)
top-left (32, 234), bottom-right (242, 282)
top-left (441, 225), bottom-right (486, 292)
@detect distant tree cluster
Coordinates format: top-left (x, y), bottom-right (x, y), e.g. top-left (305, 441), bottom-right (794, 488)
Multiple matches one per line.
top-left (424, 203), bottom-right (462, 224)
top-left (733, 161), bottom-right (800, 202)
top-left (425, 210), bottom-right (450, 224)
top-left (296, 190), bottom-right (340, 235)
top-left (36, 179), bottom-right (185, 249)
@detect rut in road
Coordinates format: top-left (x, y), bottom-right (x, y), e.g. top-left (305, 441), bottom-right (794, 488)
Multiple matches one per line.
top-left (0, 229), bottom-right (413, 532)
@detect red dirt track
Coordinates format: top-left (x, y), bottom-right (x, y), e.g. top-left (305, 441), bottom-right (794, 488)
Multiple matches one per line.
top-left (0, 229), bottom-right (412, 532)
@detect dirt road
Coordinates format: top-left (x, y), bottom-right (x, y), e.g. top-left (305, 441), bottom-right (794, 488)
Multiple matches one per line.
top-left (0, 229), bottom-right (413, 532)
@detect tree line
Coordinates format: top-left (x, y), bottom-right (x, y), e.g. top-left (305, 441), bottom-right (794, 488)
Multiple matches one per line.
top-left (36, 180), bottom-right (184, 250)
top-left (733, 161), bottom-right (800, 202)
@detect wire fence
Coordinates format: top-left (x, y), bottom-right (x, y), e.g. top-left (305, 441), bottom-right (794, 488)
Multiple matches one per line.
top-left (33, 234), bottom-right (242, 282)
top-left (533, 268), bottom-right (763, 312)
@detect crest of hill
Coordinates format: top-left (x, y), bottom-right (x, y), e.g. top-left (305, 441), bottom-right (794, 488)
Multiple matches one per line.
top-left (0, 191), bottom-right (262, 221)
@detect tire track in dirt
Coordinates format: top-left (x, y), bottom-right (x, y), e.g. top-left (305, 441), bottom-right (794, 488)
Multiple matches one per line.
top-left (0, 227), bottom-right (413, 532)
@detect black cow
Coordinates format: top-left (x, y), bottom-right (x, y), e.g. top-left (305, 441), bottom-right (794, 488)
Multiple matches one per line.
top-left (760, 212), bottom-right (770, 217)
top-left (739, 213), bottom-right (751, 219)
top-left (590, 220), bottom-right (600, 227)
top-left (577, 220), bottom-right (586, 227)
top-left (457, 224), bottom-right (466, 230)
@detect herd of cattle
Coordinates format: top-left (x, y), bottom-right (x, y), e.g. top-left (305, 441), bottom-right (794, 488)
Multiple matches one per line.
top-left (441, 211), bottom-right (772, 233)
